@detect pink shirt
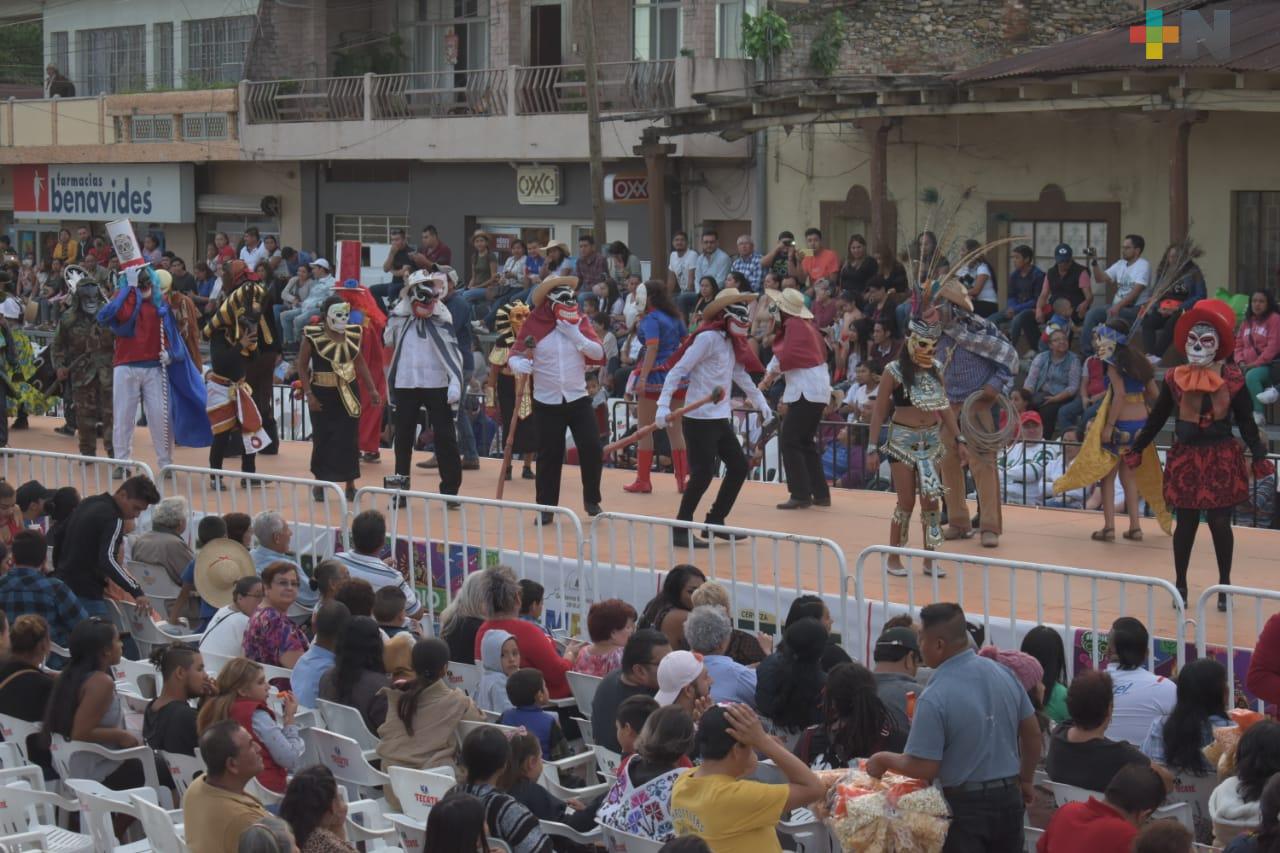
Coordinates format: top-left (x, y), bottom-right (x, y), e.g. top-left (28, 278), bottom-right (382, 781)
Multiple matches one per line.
top-left (573, 645), bottom-right (623, 677)
top-left (1235, 313), bottom-right (1280, 368)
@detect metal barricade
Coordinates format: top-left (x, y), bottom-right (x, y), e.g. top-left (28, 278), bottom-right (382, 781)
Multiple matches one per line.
top-left (852, 545), bottom-right (1187, 676)
top-left (160, 465), bottom-right (350, 566)
top-left (1195, 585), bottom-right (1280, 710)
top-left (0, 448), bottom-right (153, 495)
top-left (588, 512), bottom-right (851, 651)
top-left (352, 487), bottom-right (587, 632)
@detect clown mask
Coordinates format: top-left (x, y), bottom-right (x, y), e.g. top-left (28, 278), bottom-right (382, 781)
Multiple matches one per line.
top-left (908, 330), bottom-right (937, 368)
top-left (548, 287), bottom-right (580, 324)
top-left (1185, 322), bottom-right (1219, 367)
top-left (410, 283), bottom-right (439, 319)
top-left (326, 302), bottom-right (350, 333)
top-left (725, 302), bottom-right (751, 337)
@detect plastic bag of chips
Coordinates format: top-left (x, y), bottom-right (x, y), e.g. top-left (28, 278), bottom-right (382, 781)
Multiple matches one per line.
top-left (825, 761), bottom-right (950, 853)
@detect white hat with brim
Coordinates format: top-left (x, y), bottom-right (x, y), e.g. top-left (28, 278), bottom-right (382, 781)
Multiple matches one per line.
top-left (702, 287), bottom-right (756, 320)
top-left (193, 539), bottom-right (256, 609)
top-left (764, 287), bottom-right (813, 319)
top-left (532, 275), bottom-right (579, 307)
top-left (653, 650), bottom-right (706, 705)
top-left (544, 240), bottom-right (570, 255)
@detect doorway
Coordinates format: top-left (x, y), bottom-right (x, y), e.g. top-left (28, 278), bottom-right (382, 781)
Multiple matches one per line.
top-left (530, 3), bottom-right (563, 67)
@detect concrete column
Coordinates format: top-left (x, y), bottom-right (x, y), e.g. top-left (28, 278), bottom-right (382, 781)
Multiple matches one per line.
top-left (636, 138), bottom-right (676, 280)
top-left (363, 72), bottom-right (374, 122)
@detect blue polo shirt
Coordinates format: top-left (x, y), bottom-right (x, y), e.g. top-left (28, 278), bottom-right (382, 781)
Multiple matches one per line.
top-left (703, 654), bottom-right (758, 707)
top-left (903, 649), bottom-right (1033, 788)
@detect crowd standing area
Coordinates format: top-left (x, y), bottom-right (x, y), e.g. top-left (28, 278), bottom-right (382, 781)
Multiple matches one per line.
top-left (0, 220), bottom-right (1277, 852)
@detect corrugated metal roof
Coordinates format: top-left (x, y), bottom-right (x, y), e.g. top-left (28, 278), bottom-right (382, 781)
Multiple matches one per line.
top-left (950, 0), bottom-right (1280, 84)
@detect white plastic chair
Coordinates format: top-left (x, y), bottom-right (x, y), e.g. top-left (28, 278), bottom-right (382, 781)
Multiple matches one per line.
top-left (541, 820), bottom-right (601, 846)
top-left (64, 779), bottom-right (157, 853)
top-left (445, 662), bottom-right (481, 700)
top-left (156, 750), bottom-right (205, 799)
top-left (203, 652), bottom-right (292, 686)
top-left (112, 659), bottom-right (159, 699)
top-left (455, 719), bottom-right (519, 752)
top-left (305, 727), bottom-right (389, 800)
top-left (344, 798), bottom-right (396, 849)
top-left (112, 601), bottom-right (202, 659)
top-left (599, 825), bottom-right (664, 853)
top-left (47, 736), bottom-right (170, 809)
top-left (595, 746), bottom-right (623, 779)
top-left (387, 767), bottom-right (456, 823)
top-left (316, 699), bottom-right (380, 757)
top-left (127, 561), bottom-right (184, 614)
top-left (0, 716), bottom-right (42, 766)
top-left (0, 772), bottom-right (91, 852)
top-left (245, 776), bottom-right (283, 807)
top-left (129, 794), bottom-right (188, 853)
top-left (385, 812), bottom-right (425, 851)
top-left (1045, 779), bottom-right (1192, 832)
top-left (572, 716), bottom-right (594, 747)
top-left (0, 829), bottom-right (53, 851)
top-left (1024, 825), bottom-right (1043, 853)
top-left (565, 671), bottom-right (602, 716)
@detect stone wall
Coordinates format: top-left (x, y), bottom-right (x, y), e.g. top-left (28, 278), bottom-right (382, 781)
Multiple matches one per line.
top-left (773, 0), bottom-right (1143, 77)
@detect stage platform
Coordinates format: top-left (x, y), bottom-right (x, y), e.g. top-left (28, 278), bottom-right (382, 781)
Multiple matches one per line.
top-left (7, 416), bottom-right (1277, 651)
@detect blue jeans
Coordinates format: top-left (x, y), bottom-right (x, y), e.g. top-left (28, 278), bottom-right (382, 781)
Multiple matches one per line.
top-left (369, 281), bottom-right (397, 314)
top-left (1008, 309), bottom-right (1040, 352)
top-left (462, 288), bottom-right (489, 313)
top-left (1082, 305), bottom-right (1138, 355)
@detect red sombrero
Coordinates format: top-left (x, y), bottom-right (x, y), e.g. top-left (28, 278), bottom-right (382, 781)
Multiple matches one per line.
top-left (1173, 298), bottom-right (1236, 360)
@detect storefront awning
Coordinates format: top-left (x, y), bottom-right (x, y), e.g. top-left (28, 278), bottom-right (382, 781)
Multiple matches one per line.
top-left (196, 194), bottom-right (267, 216)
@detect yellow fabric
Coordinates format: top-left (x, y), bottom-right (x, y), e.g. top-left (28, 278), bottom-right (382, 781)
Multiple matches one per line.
top-left (1052, 389), bottom-right (1172, 535)
top-left (182, 775), bottom-right (267, 853)
top-left (670, 771), bottom-right (789, 853)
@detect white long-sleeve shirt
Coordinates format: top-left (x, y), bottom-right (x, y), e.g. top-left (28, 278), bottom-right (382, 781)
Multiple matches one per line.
top-left (766, 356), bottom-right (831, 404)
top-left (659, 330), bottom-right (769, 420)
top-left (509, 323), bottom-right (604, 405)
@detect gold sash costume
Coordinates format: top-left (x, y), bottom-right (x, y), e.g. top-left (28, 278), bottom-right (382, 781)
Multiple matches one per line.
top-left (488, 300), bottom-right (533, 419)
top-left (304, 323), bottom-right (364, 418)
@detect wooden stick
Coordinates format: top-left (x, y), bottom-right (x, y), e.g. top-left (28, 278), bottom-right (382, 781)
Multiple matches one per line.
top-left (496, 337), bottom-right (536, 499)
top-left (603, 388), bottom-right (724, 455)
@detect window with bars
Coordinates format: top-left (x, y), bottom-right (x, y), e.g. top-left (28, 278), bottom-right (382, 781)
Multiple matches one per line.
top-left (331, 215), bottom-right (411, 246)
top-left (50, 32), bottom-right (69, 77)
top-left (1009, 220), bottom-right (1109, 272)
top-left (184, 16), bottom-right (255, 86)
top-left (1235, 191), bottom-right (1280, 292)
top-left (633, 0), bottom-right (681, 61)
top-left (77, 26), bottom-right (146, 95)
top-left (153, 22), bottom-right (174, 89)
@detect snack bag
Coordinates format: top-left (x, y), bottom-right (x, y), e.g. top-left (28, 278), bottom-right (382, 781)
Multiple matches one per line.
top-left (824, 761), bottom-right (950, 853)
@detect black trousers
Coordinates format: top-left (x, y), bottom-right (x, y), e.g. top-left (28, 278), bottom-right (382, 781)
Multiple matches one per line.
top-left (941, 780), bottom-right (1024, 853)
top-left (781, 398), bottom-right (830, 502)
top-left (534, 397), bottom-right (602, 507)
top-left (678, 417), bottom-right (748, 524)
top-left (210, 430), bottom-right (256, 473)
top-left (247, 348), bottom-right (280, 454)
top-left (393, 387), bottom-right (462, 495)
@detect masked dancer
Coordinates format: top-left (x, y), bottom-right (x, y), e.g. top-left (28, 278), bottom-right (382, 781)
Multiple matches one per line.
top-left (1130, 299), bottom-right (1273, 610)
top-left (509, 276), bottom-right (606, 523)
top-left (336, 280), bottom-right (388, 464)
top-left (487, 298), bottom-right (537, 481)
top-left (657, 288), bottom-right (772, 548)
top-left (296, 295), bottom-right (381, 501)
top-left (385, 269), bottom-right (465, 497)
top-left (52, 266), bottom-right (114, 457)
top-left (624, 281), bottom-right (688, 494)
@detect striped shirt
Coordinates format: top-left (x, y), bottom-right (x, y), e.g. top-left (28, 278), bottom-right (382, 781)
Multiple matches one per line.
top-left (333, 551), bottom-right (423, 616)
top-left (937, 335), bottom-right (1014, 403)
top-left (456, 782), bottom-right (552, 853)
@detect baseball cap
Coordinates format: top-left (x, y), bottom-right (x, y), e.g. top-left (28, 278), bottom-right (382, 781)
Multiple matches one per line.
top-left (654, 650), bottom-right (705, 705)
top-left (979, 646), bottom-right (1044, 693)
top-left (873, 627), bottom-right (920, 662)
top-left (1020, 410), bottom-right (1043, 427)
top-left (1054, 243), bottom-right (1073, 263)
top-left (15, 481), bottom-right (53, 511)
top-left (310, 258), bottom-right (331, 271)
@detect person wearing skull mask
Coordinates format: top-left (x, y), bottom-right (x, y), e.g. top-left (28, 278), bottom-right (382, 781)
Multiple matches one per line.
top-left (384, 268), bottom-right (466, 496)
top-left (296, 295), bottom-right (381, 501)
top-left (486, 299), bottom-right (538, 481)
top-left (202, 260), bottom-right (274, 486)
top-left (864, 313), bottom-right (968, 575)
top-left (509, 276), bottom-right (607, 521)
top-left (52, 266), bottom-right (115, 457)
top-left (656, 288), bottom-right (773, 547)
top-left (1131, 299), bottom-right (1274, 611)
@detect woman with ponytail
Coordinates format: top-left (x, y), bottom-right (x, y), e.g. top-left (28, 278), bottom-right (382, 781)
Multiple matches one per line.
top-left (376, 638), bottom-right (483, 809)
top-left (196, 657), bottom-right (304, 793)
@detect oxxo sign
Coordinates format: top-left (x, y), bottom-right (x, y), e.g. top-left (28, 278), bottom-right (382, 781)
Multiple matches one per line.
top-left (13, 163), bottom-right (196, 222)
top-left (605, 173), bottom-right (649, 204)
top-left (516, 165), bottom-right (561, 205)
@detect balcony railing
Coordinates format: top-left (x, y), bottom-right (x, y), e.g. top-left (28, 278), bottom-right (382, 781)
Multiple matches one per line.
top-left (242, 61), bottom-right (674, 125)
top-left (0, 90), bottom-right (237, 149)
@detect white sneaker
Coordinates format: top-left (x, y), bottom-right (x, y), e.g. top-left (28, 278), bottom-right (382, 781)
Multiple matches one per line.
top-left (1254, 411), bottom-right (1267, 427)
top-left (1258, 386), bottom-right (1280, 405)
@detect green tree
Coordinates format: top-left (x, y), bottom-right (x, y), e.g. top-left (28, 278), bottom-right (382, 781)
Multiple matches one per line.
top-left (0, 21), bottom-right (42, 85)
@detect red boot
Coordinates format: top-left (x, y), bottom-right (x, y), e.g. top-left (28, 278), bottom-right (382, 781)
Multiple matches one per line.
top-left (624, 449), bottom-right (654, 493)
top-left (672, 449), bottom-right (688, 494)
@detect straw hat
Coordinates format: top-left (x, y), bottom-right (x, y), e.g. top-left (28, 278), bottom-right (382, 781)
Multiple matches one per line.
top-left (702, 287), bottom-right (756, 319)
top-left (531, 275), bottom-right (579, 307)
top-left (764, 287), bottom-right (813, 319)
top-left (193, 539), bottom-right (256, 609)
top-left (543, 240), bottom-right (570, 255)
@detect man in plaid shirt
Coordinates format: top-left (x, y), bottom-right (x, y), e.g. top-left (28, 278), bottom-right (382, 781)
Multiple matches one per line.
top-left (0, 529), bottom-right (88, 649)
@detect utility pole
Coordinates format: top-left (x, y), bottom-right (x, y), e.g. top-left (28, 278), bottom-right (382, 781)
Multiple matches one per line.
top-left (582, 0), bottom-right (606, 245)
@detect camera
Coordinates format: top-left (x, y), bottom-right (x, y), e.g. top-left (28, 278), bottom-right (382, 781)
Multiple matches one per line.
top-left (1082, 246), bottom-right (1097, 258)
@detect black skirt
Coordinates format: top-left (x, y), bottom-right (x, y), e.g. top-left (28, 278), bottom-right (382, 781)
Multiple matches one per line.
top-left (310, 386), bottom-right (360, 482)
top-left (497, 372), bottom-right (538, 454)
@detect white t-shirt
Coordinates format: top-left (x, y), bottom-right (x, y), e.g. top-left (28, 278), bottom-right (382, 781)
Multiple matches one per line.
top-left (199, 606), bottom-right (250, 659)
top-left (1105, 662), bottom-right (1177, 745)
top-left (239, 243), bottom-right (269, 269)
top-left (669, 250), bottom-right (697, 292)
top-left (961, 262), bottom-right (997, 303)
top-left (1106, 258), bottom-right (1152, 307)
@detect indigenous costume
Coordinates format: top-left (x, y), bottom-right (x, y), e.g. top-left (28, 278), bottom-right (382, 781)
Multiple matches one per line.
top-left (162, 270), bottom-right (203, 373)
top-left (657, 288), bottom-right (772, 547)
top-left (302, 303), bottom-right (364, 489)
top-left (624, 286), bottom-right (689, 494)
top-left (487, 299), bottom-right (538, 472)
top-left (763, 288), bottom-right (831, 510)
top-left (1131, 300), bottom-right (1273, 609)
top-left (385, 269), bottom-right (465, 496)
top-left (509, 276), bottom-right (606, 517)
top-left (51, 266), bottom-right (115, 457)
top-left (0, 297), bottom-right (58, 422)
top-left (202, 261), bottom-right (273, 479)
top-left (337, 282), bottom-right (388, 461)
top-left (931, 278), bottom-right (1019, 546)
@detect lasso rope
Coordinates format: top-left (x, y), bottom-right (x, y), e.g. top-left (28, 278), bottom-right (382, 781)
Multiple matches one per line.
top-left (960, 389), bottom-right (1016, 455)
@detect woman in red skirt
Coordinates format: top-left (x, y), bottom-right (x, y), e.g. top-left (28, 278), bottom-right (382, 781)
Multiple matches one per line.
top-left (1131, 299), bottom-right (1274, 610)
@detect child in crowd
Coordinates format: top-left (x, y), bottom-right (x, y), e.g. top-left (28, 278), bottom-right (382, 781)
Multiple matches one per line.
top-left (586, 371), bottom-right (608, 434)
top-left (840, 362), bottom-right (877, 423)
top-left (478, 629), bottom-right (520, 713)
top-left (518, 580), bottom-right (559, 645)
top-left (456, 726), bottom-right (554, 853)
top-left (374, 586), bottom-right (411, 637)
top-left (310, 558), bottom-right (350, 615)
top-left (1039, 299), bottom-right (1073, 351)
top-left (499, 668), bottom-right (570, 761)
top-left (615, 694), bottom-right (660, 760)
top-left (499, 730), bottom-right (599, 834)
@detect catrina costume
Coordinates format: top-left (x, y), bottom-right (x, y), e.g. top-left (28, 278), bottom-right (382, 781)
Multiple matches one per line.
top-left (1052, 325), bottom-right (1172, 534)
top-left (336, 281), bottom-right (388, 461)
top-left (202, 260), bottom-right (274, 481)
top-left (1131, 299), bottom-right (1274, 609)
top-left (657, 287), bottom-right (772, 548)
top-left (510, 276), bottom-right (607, 518)
top-left (302, 302), bottom-right (364, 487)
top-left (487, 299), bottom-right (539, 472)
